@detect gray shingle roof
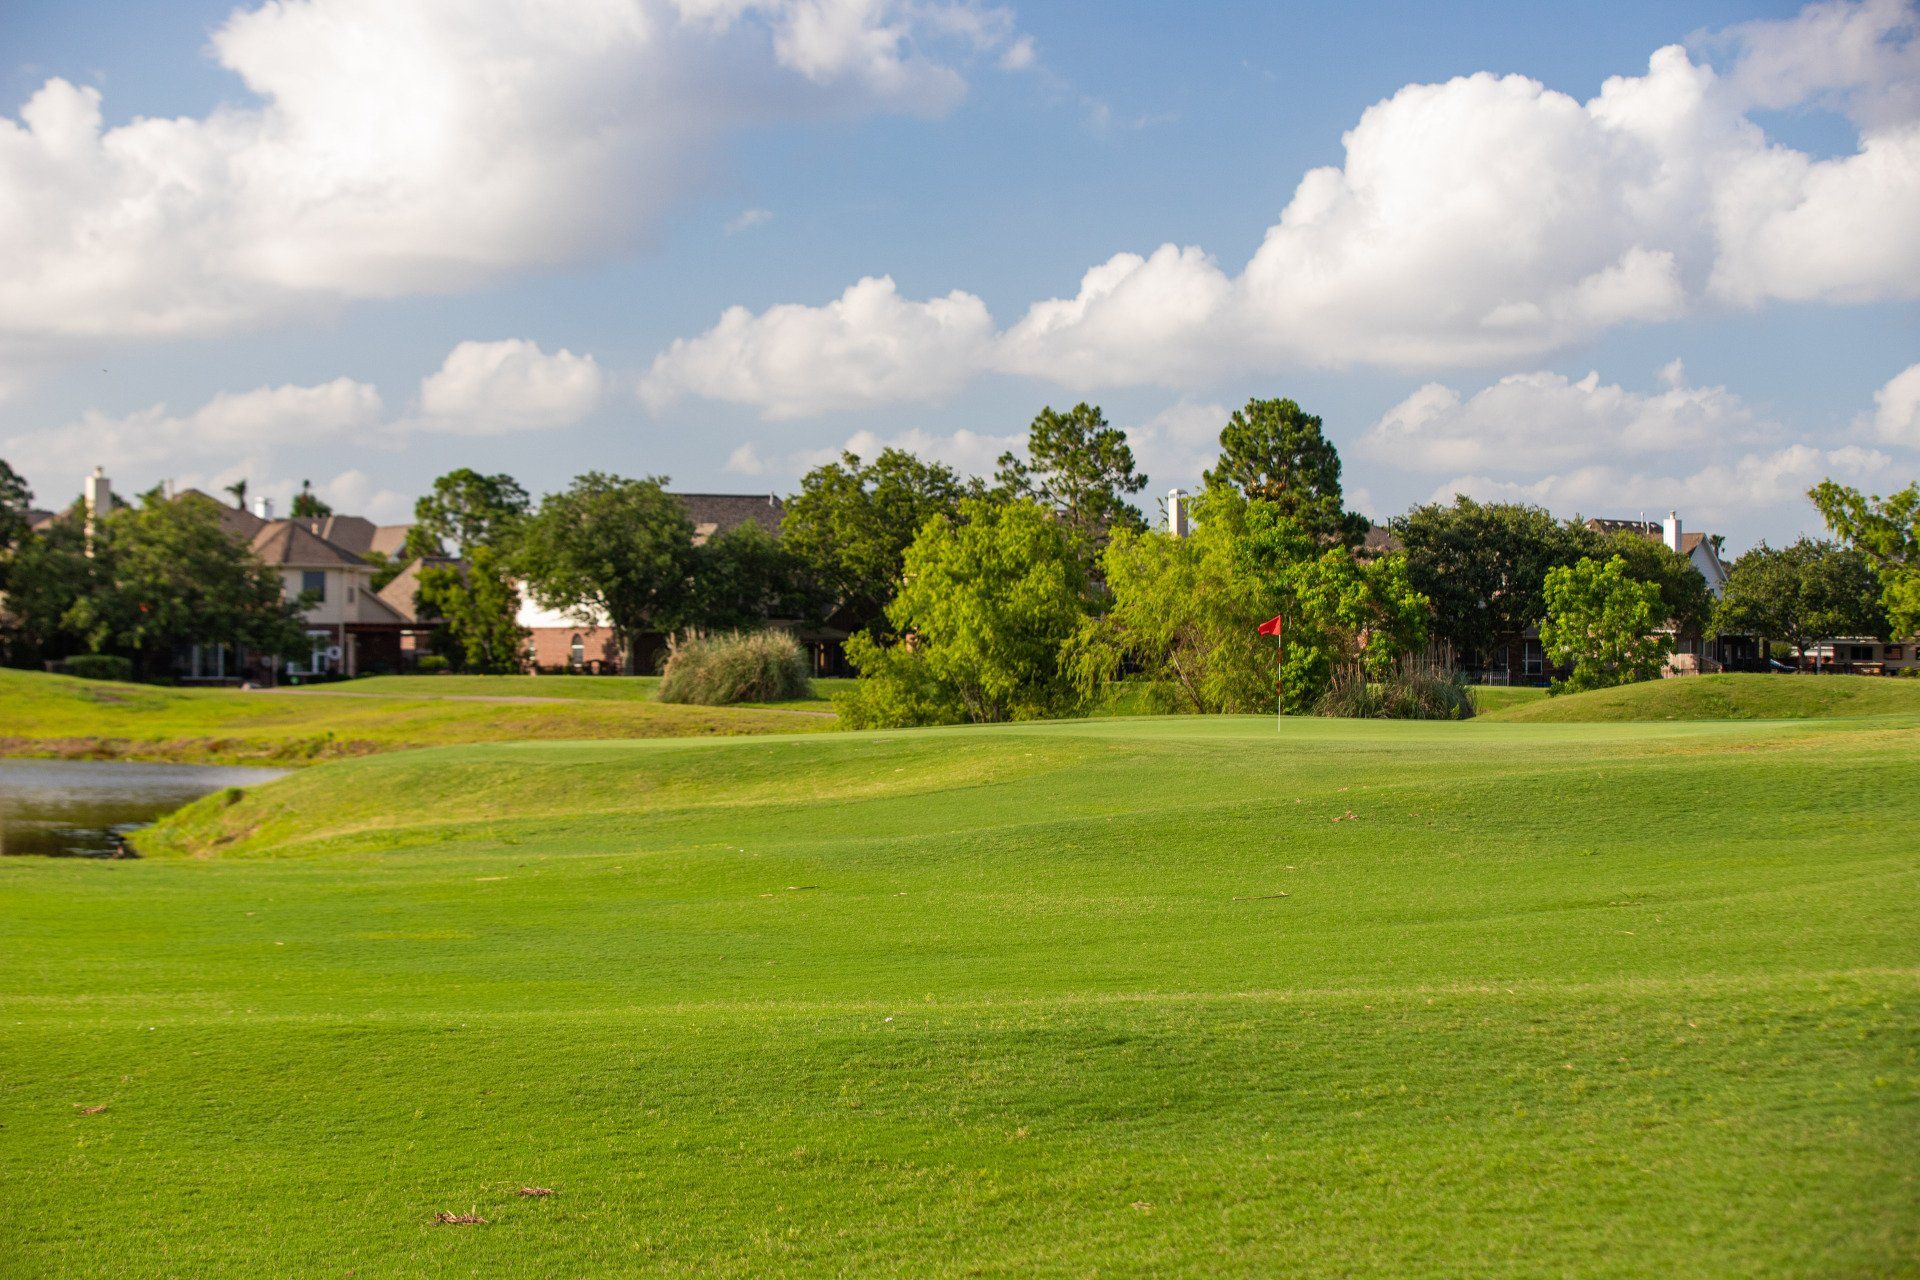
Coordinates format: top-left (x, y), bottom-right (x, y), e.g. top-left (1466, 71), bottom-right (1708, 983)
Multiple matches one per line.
top-left (675, 493), bottom-right (783, 545)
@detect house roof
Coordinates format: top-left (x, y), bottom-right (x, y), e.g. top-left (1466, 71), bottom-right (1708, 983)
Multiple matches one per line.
top-left (291, 514), bottom-right (379, 557)
top-left (249, 519), bottom-right (368, 569)
top-left (369, 524), bottom-right (413, 557)
top-left (175, 489), bottom-right (269, 540)
top-left (375, 555), bottom-right (463, 622)
top-left (1586, 517), bottom-right (1713, 557)
top-left (675, 492), bottom-right (783, 545)
top-left (1360, 524), bottom-right (1402, 556)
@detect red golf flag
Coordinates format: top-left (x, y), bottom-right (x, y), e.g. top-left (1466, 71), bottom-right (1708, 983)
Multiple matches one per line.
top-left (1256, 615), bottom-right (1284, 637)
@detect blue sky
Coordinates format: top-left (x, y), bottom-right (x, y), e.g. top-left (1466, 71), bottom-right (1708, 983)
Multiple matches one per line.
top-left (2, 0), bottom-right (1915, 550)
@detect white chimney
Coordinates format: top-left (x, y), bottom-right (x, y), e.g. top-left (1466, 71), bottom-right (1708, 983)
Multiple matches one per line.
top-left (252, 496), bottom-right (274, 520)
top-left (1167, 487), bottom-right (1191, 538)
top-left (1662, 510), bottom-right (1682, 554)
top-left (83, 467), bottom-right (111, 554)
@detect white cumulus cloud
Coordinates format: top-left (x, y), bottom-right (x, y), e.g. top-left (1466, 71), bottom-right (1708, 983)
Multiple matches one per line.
top-left (0, 0), bottom-right (1026, 356)
top-left (2, 378), bottom-right (385, 494)
top-left (640, 275), bottom-right (995, 418)
top-left (644, 1), bottom-right (1920, 413)
top-left (1866, 362), bottom-right (1920, 445)
top-left (413, 339), bottom-right (604, 434)
top-left (1361, 365), bottom-right (1766, 475)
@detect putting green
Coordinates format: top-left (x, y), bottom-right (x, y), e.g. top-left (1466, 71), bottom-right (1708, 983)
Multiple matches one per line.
top-left (3, 709), bottom-right (1915, 1276)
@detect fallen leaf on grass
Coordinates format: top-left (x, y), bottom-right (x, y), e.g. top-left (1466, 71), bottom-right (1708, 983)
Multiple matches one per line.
top-left (74, 1103), bottom-right (108, 1115)
top-left (518, 1187), bottom-right (555, 1197)
top-left (1131, 1201), bottom-right (1154, 1213)
top-left (434, 1212), bottom-right (487, 1225)
top-left (1331, 809), bottom-right (1357, 823)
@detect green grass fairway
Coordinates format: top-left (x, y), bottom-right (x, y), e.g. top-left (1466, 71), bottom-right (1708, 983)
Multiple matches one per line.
top-left (1468, 684), bottom-right (1549, 713)
top-left (4, 708), bottom-right (1915, 1276)
top-left (348, 673), bottom-right (858, 711)
top-left (0, 669), bottom-right (832, 764)
top-left (1488, 671), bottom-right (1920, 722)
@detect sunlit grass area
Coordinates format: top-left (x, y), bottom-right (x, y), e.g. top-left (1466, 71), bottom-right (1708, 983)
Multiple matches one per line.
top-left (0, 668), bottom-right (834, 765)
top-left (4, 700), bottom-right (1914, 1275)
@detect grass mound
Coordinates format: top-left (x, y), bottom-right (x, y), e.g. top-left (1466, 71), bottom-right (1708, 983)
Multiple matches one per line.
top-left (657, 630), bottom-right (812, 706)
top-left (1486, 671), bottom-right (1920, 722)
top-left (0, 667), bottom-right (833, 765)
top-left (7, 712), bottom-right (1917, 1274)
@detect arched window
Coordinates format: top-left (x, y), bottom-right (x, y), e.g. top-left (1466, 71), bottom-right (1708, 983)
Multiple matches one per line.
top-left (569, 634), bottom-right (585, 671)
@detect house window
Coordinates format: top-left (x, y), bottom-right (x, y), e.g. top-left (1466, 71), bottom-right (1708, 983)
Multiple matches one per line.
top-left (1886, 645), bottom-right (1904, 661)
top-left (1850, 644), bottom-right (1875, 662)
top-left (188, 644), bottom-right (225, 680)
top-left (569, 634), bottom-right (585, 671)
top-left (301, 570), bottom-right (326, 602)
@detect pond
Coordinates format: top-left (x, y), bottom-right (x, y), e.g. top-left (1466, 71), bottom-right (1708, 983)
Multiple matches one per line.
top-left (0, 759), bottom-right (287, 858)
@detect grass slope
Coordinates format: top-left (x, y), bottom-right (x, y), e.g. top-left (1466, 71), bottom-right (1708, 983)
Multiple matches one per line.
top-left (0, 668), bottom-right (832, 764)
top-left (1488, 672), bottom-right (1920, 722)
top-left (3, 711), bottom-right (1915, 1276)
top-left (349, 673), bottom-right (857, 711)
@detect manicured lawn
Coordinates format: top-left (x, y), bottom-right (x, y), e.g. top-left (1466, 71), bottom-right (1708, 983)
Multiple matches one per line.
top-left (3, 706), bottom-right (1914, 1275)
top-left (1486, 671), bottom-right (1920, 722)
top-left (348, 673), bottom-right (858, 711)
top-left (1468, 683), bottom-right (1549, 713)
top-left (0, 669), bottom-right (834, 764)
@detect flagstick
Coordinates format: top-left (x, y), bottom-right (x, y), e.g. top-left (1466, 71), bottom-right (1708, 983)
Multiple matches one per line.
top-left (1275, 631), bottom-right (1283, 731)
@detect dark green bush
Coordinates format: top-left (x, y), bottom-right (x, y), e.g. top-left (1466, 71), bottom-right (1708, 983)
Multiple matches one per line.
top-left (62, 654), bottom-right (135, 683)
top-left (1314, 657), bottom-right (1474, 720)
top-left (415, 655), bottom-right (450, 674)
top-left (658, 630), bottom-right (812, 706)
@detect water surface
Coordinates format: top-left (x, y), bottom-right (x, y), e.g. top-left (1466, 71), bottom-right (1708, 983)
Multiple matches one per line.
top-left (0, 760), bottom-right (286, 858)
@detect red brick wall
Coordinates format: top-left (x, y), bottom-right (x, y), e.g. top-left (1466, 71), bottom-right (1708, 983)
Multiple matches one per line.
top-left (526, 626), bottom-right (625, 673)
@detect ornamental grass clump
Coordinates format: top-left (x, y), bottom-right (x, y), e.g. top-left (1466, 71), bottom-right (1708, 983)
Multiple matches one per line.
top-left (1313, 656), bottom-right (1474, 720)
top-left (657, 629), bottom-right (812, 706)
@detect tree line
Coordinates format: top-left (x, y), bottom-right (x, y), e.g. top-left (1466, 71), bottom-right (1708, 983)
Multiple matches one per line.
top-left (2, 404), bottom-right (1915, 706)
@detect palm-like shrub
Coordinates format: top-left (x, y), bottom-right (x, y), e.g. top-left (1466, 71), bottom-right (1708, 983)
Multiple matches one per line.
top-left (657, 629), bottom-right (812, 706)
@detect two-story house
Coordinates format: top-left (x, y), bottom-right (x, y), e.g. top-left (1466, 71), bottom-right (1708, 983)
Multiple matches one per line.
top-left (249, 519), bottom-right (411, 677)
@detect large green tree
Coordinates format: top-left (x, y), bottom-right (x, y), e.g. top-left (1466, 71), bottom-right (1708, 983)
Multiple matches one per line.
top-left (1714, 539), bottom-right (1886, 665)
top-left (405, 468), bottom-right (532, 559)
top-left (1396, 497), bottom-right (1586, 662)
top-left (1583, 529), bottom-right (1715, 638)
top-left (688, 522), bottom-right (818, 633)
top-left (1539, 555), bottom-right (1670, 693)
top-left (1809, 480), bottom-right (1919, 635)
top-left (839, 498), bottom-right (1091, 727)
top-left (781, 448), bottom-right (970, 626)
top-left (8, 492), bottom-right (307, 675)
top-left (415, 545), bottom-right (529, 674)
top-left (0, 458), bottom-right (32, 595)
top-left (0, 513), bottom-right (99, 663)
top-left (994, 403), bottom-right (1146, 568)
top-left (1072, 490), bottom-right (1427, 715)
top-left (1203, 398), bottom-right (1369, 545)
top-left (515, 473), bottom-right (695, 672)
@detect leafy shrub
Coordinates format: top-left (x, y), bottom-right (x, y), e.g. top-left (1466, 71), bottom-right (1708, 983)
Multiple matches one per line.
top-left (1541, 555), bottom-right (1670, 693)
top-left (841, 498), bottom-right (1092, 728)
top-left (414, 655), bottom-right (450, 674)
top-left (657, 629), bottom-right (811, 706)
top-left (63, 654), bottom-right (135, 682)
top-left (1313, 657), bottom-right (1474, 720)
